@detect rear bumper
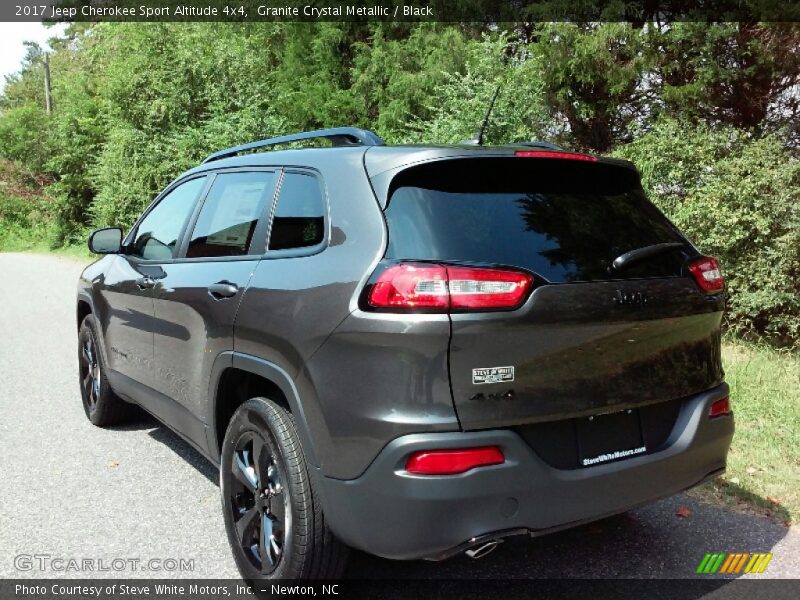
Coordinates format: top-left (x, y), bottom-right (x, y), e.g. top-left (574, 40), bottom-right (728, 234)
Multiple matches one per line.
top-left (318, 384), bottom-right (733, 560)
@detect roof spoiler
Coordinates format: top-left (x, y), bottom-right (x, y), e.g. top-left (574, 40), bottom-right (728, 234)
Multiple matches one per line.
top-left (503, 141), bottom-right (563, 150)
top-left (202, 127), bottom-right (386, 164)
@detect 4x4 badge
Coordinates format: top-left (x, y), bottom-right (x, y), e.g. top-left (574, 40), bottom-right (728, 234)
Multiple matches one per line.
top-left (472, 366), bottom-right (514, 385)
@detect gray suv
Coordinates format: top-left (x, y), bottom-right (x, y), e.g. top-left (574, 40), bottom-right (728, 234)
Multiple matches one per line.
top-left (76, 127), bottom-right (733, 580)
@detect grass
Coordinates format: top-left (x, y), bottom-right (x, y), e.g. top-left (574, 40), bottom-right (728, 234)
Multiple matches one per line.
top-left (0, 224), bottom-right (94, 261)
top-left (688, 341), bottom-right (799, 525)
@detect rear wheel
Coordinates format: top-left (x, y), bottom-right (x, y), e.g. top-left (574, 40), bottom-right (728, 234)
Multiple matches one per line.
top-left (78, 315), bottom-right (132, 426)
top-left (221, 397), bottom-right (348, 580)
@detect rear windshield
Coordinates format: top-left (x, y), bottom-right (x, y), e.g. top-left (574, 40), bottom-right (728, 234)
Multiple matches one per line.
top-left (384, 158), bottom-right (691, 282)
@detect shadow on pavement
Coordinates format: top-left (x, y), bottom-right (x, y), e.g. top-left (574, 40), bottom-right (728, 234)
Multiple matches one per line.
top-left (110, 410), bottom-right (219, 485)
top-left (346, 495), bottom-right (789, 579)
top-left (137, 418), bottom-right (791, 580)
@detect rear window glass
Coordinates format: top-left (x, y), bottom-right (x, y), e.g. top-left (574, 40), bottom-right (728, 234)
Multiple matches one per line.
top-left (385, 159), bottom-right (690, 282)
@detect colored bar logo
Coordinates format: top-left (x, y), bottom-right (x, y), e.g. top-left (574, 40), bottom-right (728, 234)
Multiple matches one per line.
top-left (696, 552), bottom-right (773, 574)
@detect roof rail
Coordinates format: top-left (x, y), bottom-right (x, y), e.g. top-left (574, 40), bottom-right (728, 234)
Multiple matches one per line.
top-left (509, 141), bottom-right (563, 150)
top-left (202, 127), bottom-right (386, 164)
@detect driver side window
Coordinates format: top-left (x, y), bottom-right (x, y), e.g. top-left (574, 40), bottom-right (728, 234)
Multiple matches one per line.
top-left (130, 177), bottom-right (206, 260)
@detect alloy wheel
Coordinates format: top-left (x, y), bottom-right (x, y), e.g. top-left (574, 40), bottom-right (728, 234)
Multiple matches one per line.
top-left (229, 431), bottom-right (290, 574)
top-left (79, 336), bottom-right (101, 411)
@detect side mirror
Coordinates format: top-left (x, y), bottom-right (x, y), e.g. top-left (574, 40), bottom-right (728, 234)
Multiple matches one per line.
top-left (88, 228), bottom-right (123, 254)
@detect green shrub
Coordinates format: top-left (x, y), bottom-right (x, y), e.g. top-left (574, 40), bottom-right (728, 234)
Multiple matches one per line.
top-left (402, 34), bottom-right (547, 145)
top-left (615, 120), bottom-right (800, 346)
top-left (0, 192), bottom-right (47, 250)
top-left (0, 105), bottom-right (51, 172)
top-left (0, 193), bottom-right (33, 225)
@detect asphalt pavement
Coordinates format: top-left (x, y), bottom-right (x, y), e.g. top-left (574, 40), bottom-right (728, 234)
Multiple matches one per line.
top-left (0, 252), bottom-right (797, 581)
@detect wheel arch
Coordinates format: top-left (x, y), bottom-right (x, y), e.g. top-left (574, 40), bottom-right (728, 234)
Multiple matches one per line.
top-left (76, 294), bottom-right (112, 368)
top-left (207, 352), bottom-right (320, 468)
top-left (77, 296), bottom-right (92, 328)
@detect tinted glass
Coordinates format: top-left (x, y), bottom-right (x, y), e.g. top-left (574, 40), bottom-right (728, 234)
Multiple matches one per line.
top-left (130, 177), bottom-right (206, 260)
top-left (385, 159), bottom-right (689, 282)
top-left (268, 172), bottom-right (325, 251)
top-left (186, 172), bottom-right (276, 258)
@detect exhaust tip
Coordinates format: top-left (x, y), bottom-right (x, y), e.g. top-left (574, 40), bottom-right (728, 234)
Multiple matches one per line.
top-left (465, 540), bottom-right (501, 559)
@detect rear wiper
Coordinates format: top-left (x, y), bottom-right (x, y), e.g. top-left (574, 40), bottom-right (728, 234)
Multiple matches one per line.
top-left (610, 242), bottom-right (685, 272)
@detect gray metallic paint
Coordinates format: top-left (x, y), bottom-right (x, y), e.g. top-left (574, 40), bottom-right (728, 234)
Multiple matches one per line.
top-left (449, 277), bottom-right (725, 430)
top-left (151, 259), bottom-right (257, 419)
top-left (302, 311), bottom-right (459, 479)
top-left (320, 384), bottom-right (733, 560)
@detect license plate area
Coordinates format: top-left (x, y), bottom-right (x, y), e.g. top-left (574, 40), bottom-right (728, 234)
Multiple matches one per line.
top-left (577, 409), bottom-right (646, 467)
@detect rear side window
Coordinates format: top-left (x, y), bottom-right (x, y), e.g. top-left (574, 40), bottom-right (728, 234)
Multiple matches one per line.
top-left (385, 159), bottom-right (690, 282)
top-left (268, 172), bottom-right (325, 251)
top-left (186, 171), bottom-right (276, 258)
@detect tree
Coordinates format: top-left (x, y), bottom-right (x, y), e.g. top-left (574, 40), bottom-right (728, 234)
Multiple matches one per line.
top-left (651, 22), bottom-right (800, 135)
top-left (528, 22), bottom-right (651, 151)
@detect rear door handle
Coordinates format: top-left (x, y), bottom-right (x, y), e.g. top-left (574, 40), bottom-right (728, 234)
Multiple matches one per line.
top-left (135, 276), bottom-right (156, 289)
top-left (208, 281), bottom-right (239, 300)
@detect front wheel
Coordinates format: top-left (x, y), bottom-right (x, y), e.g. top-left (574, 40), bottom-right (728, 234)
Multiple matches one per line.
top-left (78, 315), bottom-right (132, 426)
top-left (220, 397), bottom-right (348, 580)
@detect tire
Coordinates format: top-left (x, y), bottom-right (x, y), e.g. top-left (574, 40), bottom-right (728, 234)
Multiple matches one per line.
top-left (221, 397), bottom-right (349, 580)
top-left (78, 314), bottom-right (132, 426)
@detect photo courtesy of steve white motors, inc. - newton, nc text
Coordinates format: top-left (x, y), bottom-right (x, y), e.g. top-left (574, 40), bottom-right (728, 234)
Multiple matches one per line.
top-left (0, 1), bottom-right (799, 600)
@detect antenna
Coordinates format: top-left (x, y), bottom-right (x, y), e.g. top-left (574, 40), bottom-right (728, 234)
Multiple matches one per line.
top-left (472, 85), bottom-right (502, 146)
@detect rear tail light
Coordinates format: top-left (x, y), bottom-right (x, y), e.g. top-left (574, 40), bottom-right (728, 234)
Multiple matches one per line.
top-left (688, 256), bottom-right (725, 294)
top-left (367, 264), bottom-right (449, 310)
top-left (515, 150), bottom-right (597, 162)
top-left (367, 263), bottom-right (533, 313)
top-left (405, 446), bottom-right (505, 475)
top-left (708, 396), bottom-right (731, 418)
top-left (447, 266), bottom-right (533, 310)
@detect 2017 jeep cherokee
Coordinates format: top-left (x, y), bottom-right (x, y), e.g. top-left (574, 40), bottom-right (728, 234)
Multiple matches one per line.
top-left (76, 127), bottom-right (733, 580)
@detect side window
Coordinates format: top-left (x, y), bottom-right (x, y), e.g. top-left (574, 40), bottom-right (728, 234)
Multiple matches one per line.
top-left (268, 172), bottom-right (325, 251)
top-left (130, 177), bottom-right (206, 260)
top-left (186, 171), bottom-right (276, 258)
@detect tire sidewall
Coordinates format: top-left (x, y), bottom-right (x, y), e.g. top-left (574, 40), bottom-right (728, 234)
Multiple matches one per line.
top-left (221, 398), bottom-right (303, 581)
top-left (78, 315), bottom-right (111, 424)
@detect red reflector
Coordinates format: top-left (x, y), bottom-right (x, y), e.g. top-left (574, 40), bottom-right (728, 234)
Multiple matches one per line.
top-left (688, 256), bottom-right (725, 293)
top-left (708, 397), bottom-right (731, 418)
top-left (367, 264), bottom-right (533, 312)
top-left (405, 447), bottom-right (505, 475)
top-left (515, 150), bottom-right (597, 162)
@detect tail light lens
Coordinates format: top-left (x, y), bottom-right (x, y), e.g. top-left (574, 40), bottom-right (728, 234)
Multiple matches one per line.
top-left (447, 266), bottom-right (533, 310)
top-left (688, 256), bottom-right (725, 294)
top-left (367, 263), bottom-right (533, 312)
top-left (709, 396), bottom-right (731, 418)
top-left (367, 264), bottom-right (449, 310)
top-left (515, 150), bottom-right (597, 162)
top-left (405, 446), bottom-right (505, 475)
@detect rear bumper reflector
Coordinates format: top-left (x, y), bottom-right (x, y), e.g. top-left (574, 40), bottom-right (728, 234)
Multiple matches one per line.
top-left (405, 446), bottom-right (505, 475)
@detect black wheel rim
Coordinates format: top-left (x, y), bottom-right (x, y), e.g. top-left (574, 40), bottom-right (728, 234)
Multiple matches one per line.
top-left (79, 336), bottom-right (100, 412)
top-left (229, 431), bottom-right (290, 574)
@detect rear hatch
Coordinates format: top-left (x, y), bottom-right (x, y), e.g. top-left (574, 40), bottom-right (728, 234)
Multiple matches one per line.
top-left (381, 155), bottom-right (725, 436)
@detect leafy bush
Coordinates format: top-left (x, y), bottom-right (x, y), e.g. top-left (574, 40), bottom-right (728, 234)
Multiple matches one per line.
top-left (403, 34), bottom-right (547, 145)
top-left (0, 193), bottom-right (47, 250)
top-left (0, 105), bottom-right (51, 172)
top-left (615, 120), bottom-right (800, 345)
